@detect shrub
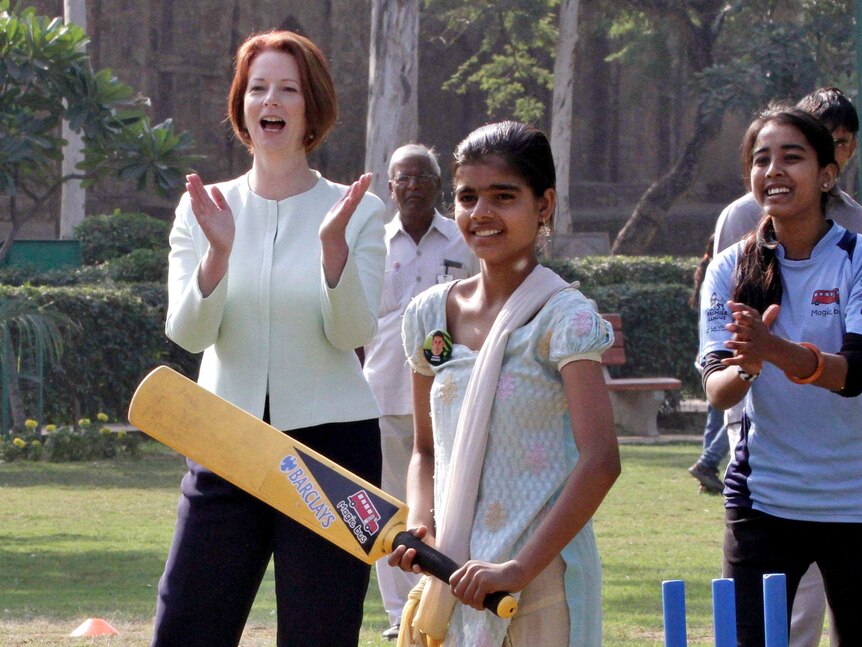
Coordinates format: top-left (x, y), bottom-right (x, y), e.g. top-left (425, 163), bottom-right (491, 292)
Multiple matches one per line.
top-left (0, 264), bottom-right (108, 287)
top-left (75, 210), bottom-right (170, 265)
top-left (1, 256), bottom-right (704, 422)
top-left (584, 282), bottom-right (701, 395)
top-left (0, 415), bottom-right (141, 462)
top-left (105, 248), bottom-right (169, 283)
top-left (0, 419), bottom-right (43, 461)
top-left (0, 284), bottom-right (200, 424)
top-left (544, 255), bottom-right (698, 289)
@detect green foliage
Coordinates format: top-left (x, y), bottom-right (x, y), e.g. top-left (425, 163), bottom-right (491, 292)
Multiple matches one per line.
top-left (0, 263), bottom-right (107, 286)
top-left (426, 0), bottom-right (558, 122)
top-left (80, 117), bottom-right (196, 192)
top-left (0, 284), bottom-right (200, 423)
top-left (546, 255), bottom-right (702, 395)
top-left (75, 210), bottom-right (170, 264)
top-left (0, 1), bottom-right (196, 257)
top-left (0, 419), bottom-right (42, 460)
top-left (104, 248), bottom-right (168, 283)
top-left (544, 255), bottom-right (698, 288)
top-left (0, 293), bottom-right (71, 368)
top-left (604, 0), bottom-right (855, 126)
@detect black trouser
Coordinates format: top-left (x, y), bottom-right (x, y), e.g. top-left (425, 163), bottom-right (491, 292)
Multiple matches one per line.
top-left (723, 507), bottom-right (862, 647)
top-left (152, 418), bottom-right (381, 647)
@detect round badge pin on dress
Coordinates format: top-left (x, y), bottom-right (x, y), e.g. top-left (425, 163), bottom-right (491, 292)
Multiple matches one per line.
top-left (423, 329), bottom-right (453, 366)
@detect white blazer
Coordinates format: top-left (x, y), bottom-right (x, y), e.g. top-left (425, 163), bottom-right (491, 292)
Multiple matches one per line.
top-left (166, 171), bottom-right (385, 431)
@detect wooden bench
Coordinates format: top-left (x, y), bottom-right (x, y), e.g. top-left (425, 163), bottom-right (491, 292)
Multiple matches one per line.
top-left (600, 313), bottom-right (682, 437)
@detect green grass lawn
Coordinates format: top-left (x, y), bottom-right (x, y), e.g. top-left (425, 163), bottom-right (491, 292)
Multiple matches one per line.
top-left (0, 440), bottom-right (816, 646)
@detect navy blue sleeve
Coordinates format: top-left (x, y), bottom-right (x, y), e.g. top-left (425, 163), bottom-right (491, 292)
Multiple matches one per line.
top-left (838, 332), bottom-right (862, 397)
top-left (701, 350), bottom-right (733, 392)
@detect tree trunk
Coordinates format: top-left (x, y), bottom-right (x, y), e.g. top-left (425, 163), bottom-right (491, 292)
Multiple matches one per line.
top-left (610, 1), bottom-right (727, 255)
top-left (59, 0), bottom-right (88, 239)
top-left (611, 109), bottom-right (723, 254)
top-left (549, 0), bottom-right (580, 237)
top-left (364, 0), bottom-right (419, 217)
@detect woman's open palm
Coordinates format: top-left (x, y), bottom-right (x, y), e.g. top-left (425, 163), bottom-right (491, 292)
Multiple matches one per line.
top-left (186, 173), bottom-right (235, 256)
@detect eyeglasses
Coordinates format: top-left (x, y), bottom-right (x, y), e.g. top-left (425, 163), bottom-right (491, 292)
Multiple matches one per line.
top-left (392, 173), bottom-right (437, 187)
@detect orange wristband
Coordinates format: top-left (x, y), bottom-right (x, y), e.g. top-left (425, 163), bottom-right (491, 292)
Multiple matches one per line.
top-left (785, 342), bottom-right (824, 385)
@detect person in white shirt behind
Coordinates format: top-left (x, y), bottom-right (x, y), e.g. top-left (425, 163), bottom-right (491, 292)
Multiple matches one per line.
top-left (363, 144), bottom-right (478, 640)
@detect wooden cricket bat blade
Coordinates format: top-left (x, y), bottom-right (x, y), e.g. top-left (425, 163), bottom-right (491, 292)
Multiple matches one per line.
top-left (128, 366), bottom-right (517, 618)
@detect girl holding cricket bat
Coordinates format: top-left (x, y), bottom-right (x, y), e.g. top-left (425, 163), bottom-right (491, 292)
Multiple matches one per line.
top-left (392, 121), bottom-right (621, 646)
top-left (157, 30), bottom-right (385, 646)
top-left (699, 106), bottom-right (862, 645)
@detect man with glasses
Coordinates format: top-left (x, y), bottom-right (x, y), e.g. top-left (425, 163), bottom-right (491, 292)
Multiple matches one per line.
top-left (362, 144), bottom-right (477, 640)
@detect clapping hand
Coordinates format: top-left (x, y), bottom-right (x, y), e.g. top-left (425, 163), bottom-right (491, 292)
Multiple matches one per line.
top-left (319, 172), bottom-right (373, 246)
top-left (722, 300), bottom-right (780, 372)
top-left (186, 173), bottom-right (235, 257)
top-left (319, 172), bottom-right (373, 287)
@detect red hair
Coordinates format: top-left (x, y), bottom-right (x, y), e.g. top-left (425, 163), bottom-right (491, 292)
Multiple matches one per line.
top-left (227, 30), bottom-right (337, 153)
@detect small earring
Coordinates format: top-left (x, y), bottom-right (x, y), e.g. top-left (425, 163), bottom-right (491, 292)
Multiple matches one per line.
top-left (822, 182), bottom-right (830, 190)
top-left (540, 221), bottom-right (552, 238)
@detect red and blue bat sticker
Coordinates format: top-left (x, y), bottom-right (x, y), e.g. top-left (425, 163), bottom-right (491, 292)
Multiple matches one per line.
top-left (279, 449), bottom-right (399, 554)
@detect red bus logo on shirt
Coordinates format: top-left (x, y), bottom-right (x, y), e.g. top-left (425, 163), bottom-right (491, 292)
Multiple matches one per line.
top-left (811, 288), bottom-right (840, 306)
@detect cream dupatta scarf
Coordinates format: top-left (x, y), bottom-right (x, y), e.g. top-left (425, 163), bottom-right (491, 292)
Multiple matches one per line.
top-left (400, 265), bottom-right (569, 646)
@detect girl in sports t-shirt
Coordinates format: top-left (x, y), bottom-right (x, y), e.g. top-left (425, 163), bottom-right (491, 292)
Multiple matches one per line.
top-left (699, 105), bottom-right (862, 645)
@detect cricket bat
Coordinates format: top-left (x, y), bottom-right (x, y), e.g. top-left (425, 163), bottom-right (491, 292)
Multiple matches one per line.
top-left (128, 365), bottom-right (517, 619)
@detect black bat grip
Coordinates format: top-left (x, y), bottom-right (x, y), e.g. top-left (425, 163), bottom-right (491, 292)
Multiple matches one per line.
top-left (392, 531), bottom-right (518, 618)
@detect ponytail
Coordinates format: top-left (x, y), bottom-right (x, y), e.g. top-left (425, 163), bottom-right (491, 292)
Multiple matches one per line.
top-left (731, 216), bottom-right (782, 312)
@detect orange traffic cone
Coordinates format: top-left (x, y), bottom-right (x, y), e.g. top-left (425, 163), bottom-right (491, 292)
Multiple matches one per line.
top-left (69, 618), bottom-right (120, 637)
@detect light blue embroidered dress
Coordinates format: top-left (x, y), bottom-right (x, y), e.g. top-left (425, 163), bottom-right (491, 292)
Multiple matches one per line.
top-left (402, 281), bottom-right (614, 647)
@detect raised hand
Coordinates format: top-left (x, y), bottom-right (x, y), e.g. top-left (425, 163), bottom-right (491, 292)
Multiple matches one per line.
top-left (319, 172), bottom-right (373, 287)
top-left (186, 173), bottom-right (235, 257)
top-left (722, 300), bottom-right (780, 370)
top-left (319, 172), bottom-right (373, 246)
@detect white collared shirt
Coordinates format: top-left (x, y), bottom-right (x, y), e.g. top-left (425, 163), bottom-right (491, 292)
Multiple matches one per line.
top-left (363, 211), bottom-right (478, 415)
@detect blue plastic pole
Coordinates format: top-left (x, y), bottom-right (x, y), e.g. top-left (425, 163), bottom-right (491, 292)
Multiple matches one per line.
top-left (763, 573), bottom-right (788, 647)
top-left (662, 580), bottom-right (687, 647)
top-left (712, 578), bottom-right (736, 647)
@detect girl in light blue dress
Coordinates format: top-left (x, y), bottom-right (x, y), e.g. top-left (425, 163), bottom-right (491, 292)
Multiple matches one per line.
top-left (390, 121), bottom-right (621, 647)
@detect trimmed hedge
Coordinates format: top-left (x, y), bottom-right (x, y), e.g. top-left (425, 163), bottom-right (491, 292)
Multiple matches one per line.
top-left (1, 255), bottom-right (705, 421)
top-left (545, 255), bottom-right (702, 395)
top-left (104, 248), bottom-right (169, 283)
top-left (586, 283), bottom-right (701, 394)
top-left (0, 284), bottom-right (199, 424)
top-left (74, 211), bottom-right (170, 264)
top-left (544, 255), bottom-right (699, 288)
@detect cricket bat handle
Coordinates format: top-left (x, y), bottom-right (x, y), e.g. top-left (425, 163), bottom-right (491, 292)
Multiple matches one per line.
top-left (392, 531), bottom-right (518, 618)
